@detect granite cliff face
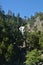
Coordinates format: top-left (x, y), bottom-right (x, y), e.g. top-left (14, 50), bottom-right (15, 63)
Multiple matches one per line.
top-left (26, 16), bottom-right (43, 32)
top-left (32, 16), bottom-right (43, 32)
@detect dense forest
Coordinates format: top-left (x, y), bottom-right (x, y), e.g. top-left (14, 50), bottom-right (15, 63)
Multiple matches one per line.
top-left (0, 7), bottom-right (43, 65)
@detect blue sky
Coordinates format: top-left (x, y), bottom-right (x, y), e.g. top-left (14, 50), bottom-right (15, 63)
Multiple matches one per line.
top-left (0, 0), bottom-right (43, 18)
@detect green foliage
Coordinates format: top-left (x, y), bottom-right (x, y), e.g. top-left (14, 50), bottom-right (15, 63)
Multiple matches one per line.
top-left (1, 41), bottom-right (6, 49)
top-left (0, 48), bottom-right (2, 54)
top-left (5, 44), bottom-right (14, 62)
top-left (25, 49), bottom-right (41, 65)
top-left (39, 33), bottom-right (43, 49)
top-left (0, 41), bottom-right (6, 55)
top-left (25, 31), bottom-right (39, 49)
top-left (0, 8), bottom-right (25, 65)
